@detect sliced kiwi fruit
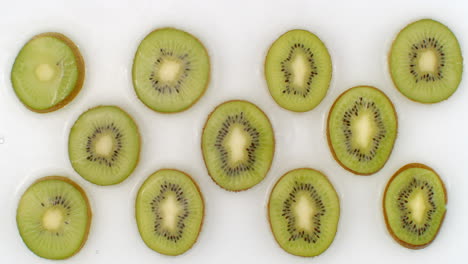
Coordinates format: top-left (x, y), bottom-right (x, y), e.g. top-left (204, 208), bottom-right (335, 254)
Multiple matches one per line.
top-left (268, 168), bottom-right (340, 257)
top-left (383, 163), bottom-right (447, 249)
top-left (202, 100), bottom-right (275, 191)
top-left (389, 19), bottom-right (463, 103)
top-left (16, 176), bottom-right (91, 260)
top-left (265, 29), bottom-right (332, 112)
top-left (132, 27), bottom-right (210, 113)
top-left (68, 105), bottom-right (140, 185)
top-left (136, 169), bottom-right (204, 256)
top-left (11, 32), bottom-right (85, 113)
top-left (327, 86), bottom-right (397, 175)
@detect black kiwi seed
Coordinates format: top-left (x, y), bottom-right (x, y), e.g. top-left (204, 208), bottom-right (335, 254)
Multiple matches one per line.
top-left (214, 112), bottom-right (260, 176)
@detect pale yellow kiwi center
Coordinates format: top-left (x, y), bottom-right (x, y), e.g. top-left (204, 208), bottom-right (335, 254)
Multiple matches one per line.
top-left (158, 59), bottom-right (181, 83)
top-left (293, 194), bottom-right (315, 232)
top-left (160, 194), bottom-right (182, 231)
top-left (351, 111), bottom-right (376, 150)
top-left (409, 191), bottom-right (427, 225)
top-left (291, 54), bottom-right (308, 88)
top-left (95, 134), bottom-right (114, 157)
top-left (35, 63), bottom-right (57, 81)
top-left (418, 50), bottom-right (438, 73)
top-left (42, 208), bottom-right (64, 231)
top-left (226, 126), bottom-right (250, 164)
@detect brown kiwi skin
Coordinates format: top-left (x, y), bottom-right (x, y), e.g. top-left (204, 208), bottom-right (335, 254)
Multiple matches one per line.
top-left (267, 168), bottom-right (340, 257)
top-left (135, 168), bottom-right (205, 256)
top-left (382, 163), bottom-right (448, 249)
top-left (201, 100), bottom-right (276, 192)
top-left (68, 105), bottom-right (141, 186)
top-left (388, 19), bottom-right (463, 104)
top-left (132, 27), bottom-right (211, 114)
top-left (17, 176), bottom-right (92, 260)
top-left (12, 32), bottom-right (85, 113)
top-left (263, 29), bottom-right (332, 113)
top-left (326, 85), bottom-right (398, 176)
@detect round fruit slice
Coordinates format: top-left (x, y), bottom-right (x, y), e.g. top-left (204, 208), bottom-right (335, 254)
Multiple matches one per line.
top-left (389, 19), bottom-right (463, 103)
top-left (265, 29), bottom-right (332, 112)
top-left (268, 168), bottom-right (340, 257)
top-left (68, 105), bottom-right (140, 185)
top-left (16, 176), bottom-right (91, 260)
top-left (136, 169), bottom-right (204, 256)
top-left (202, 100), bottom-right (275, 191)
top-left (327, 86), bottom-right (397, 175)
top-left (383, 163), bottom-right (447, 249)
top-left (11, 32), bottom-right (85, 113)
top-left (132, 27), bottom-right (210, 113)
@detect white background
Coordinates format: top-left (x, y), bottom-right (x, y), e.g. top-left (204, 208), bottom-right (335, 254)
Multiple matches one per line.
top-left (0, 0), bottom-right (467, 263)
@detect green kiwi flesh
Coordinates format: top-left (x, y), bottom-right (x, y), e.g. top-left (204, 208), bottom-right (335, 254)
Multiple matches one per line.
top-left (132, 27), bottom-right (210, 113)
top-left (327, 86), bottom-right (397, 175)
top-left (268, 168), bottom-right (340, 257)
top-left (265, 29), bottom-right (332, 112)
top-left (11, 32), bottom-right (84, 113)
top-left (383, 163), bottom-right (447, 249)
top-left (136, 169), bottom-right (204, 256)
top-left (389, 19), bottom-right (463, 103)
top-left (202, 100), bottom-right (275, 191)
top-left (68, 105), bottom-right (140, 185)
top-left (16, 176), bottom-right (91, 260)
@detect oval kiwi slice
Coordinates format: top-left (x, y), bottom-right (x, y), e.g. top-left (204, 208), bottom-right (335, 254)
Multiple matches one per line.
top-left (202, 100), bottom-right (275, 191)
top-left (16, 176), bottom-right (91, 260)
top-left (383, 163), bottom-right (447, 249)
top-left (327, 86), bottom-right (397, 175)
top-left (68, 105), bottom-right (140, 185)
top-left (268, 168), bottom-right (340, 257)
top-left (11, 32), bottom-right (85, 113)
top-left (135, 169), bottom-right (204, 256)
top-left (265, 29), bottom-right (332, 112)
top-left (132, 27), bottom-right (210, 113)
top-left (389, 19), bottom-right (463, 103)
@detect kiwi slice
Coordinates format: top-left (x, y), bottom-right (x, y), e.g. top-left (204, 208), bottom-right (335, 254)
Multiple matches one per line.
top-left (16, 176), bottom-right (91, 260)
top-left (268, 168), bottom-right (340, 257)
top-left (327, 86), bottom-right (397, 175)
top-left (11, 32), bottom-right (84, 113)
top-left (265, 29), bottom-right (332, 112)
top-left (383, 163), bottom-right (447, 249)
top-left (202, 100), bottom-right (275, 191)
top-left (68, 105), bottom-right (140, 185)
top-left (136, 169), bottom-right (204, 256)
top-left (389, 19), bottom-right (463, 103)
top-left (132, 27), bottom-right (210, 113)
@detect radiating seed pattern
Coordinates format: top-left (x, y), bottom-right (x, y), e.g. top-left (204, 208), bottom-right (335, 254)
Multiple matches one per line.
top-left (149, 49), bottom-right (191, 94)
top-left (85, 123), bottom-right (123, 167)
top-left (408, 38), bottom-right (446, 83)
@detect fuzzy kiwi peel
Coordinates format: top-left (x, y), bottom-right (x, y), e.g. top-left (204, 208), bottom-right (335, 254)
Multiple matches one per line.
top-left (11, 32), bottom-right (85, 113)
top-left (16, 176), bottom-right (92, 260)
top-left (383, 163), bottom-right (447, 249)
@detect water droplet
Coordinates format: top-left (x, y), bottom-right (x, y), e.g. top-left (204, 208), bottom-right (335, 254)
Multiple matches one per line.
top-left (0, 137), bottom-right (4, 144)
